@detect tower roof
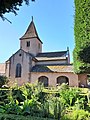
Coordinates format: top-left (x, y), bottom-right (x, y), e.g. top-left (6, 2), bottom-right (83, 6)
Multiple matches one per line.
top-left (20, 18), bottom-right (43, 43)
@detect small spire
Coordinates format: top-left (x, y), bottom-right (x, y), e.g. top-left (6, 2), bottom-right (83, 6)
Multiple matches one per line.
top-left (20, 18), bottom-right (43, 43)
top-left (20, 17), bottom-right (38, 40)
top-left (32, 16), bottom-right (33, 22)
top-left (67, 47), bottom-right (69, 51)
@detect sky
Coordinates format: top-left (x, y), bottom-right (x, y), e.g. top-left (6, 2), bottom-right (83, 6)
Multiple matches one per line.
top-left (0, 0), bottom-right (74, 63)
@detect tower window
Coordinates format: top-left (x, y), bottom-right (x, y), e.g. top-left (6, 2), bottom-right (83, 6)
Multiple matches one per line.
top-left (15, 63), bottom-right (22, 78)
top-left (26, 41), bottom-right (30, 47)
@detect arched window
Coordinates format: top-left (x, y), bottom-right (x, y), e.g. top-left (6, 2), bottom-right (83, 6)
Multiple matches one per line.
top-left (15, 63), bottom-right (22, 78)
top-left (57, 76), bottom-right (69, 85)
top-left (38, 76), bottom-right (48, 87)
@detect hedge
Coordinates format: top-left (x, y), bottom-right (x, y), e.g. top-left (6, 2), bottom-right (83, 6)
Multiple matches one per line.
top-left (73, 0), bottom-right (90, 73)
top-left (0, 113), bottom-right (55, 120)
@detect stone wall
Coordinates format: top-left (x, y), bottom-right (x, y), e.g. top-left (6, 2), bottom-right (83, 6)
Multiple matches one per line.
top-left (31, 72), bottom-right (79, 87)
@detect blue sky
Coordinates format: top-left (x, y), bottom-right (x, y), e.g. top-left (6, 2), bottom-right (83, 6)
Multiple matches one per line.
top-left (0, 0), bottom-right (74, 63)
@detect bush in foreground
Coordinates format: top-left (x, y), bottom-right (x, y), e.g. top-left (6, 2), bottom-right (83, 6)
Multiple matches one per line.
top-left (0, 76), bottom-right (9, 88)
top-left (63, 110), bottom-right (90, 120)
top-left (0, 113), bottom-right (54, 120)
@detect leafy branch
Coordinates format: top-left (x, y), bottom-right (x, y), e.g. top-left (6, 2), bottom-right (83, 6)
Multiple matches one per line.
top-left (0, 0), bottom-right (35, 21)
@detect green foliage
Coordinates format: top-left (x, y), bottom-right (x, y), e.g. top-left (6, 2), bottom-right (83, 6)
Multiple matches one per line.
top-left (53, 98), bottom-right (62, 119)
top-left (75, 97), bottom-right (85, 110)
top-left (0, 0), bottom-right (35, 20)
top-left (12, 88), bottom-right (25, 103)
top-left (61, 110), bottom-right (90, 120)
top-left (71, 110), bottom-right (90, 120)
top-left (73, 0), bottom-right (90, 73)
top-left (0, 89), bottom-right (9, 106)
top-left (87, 90), bottom-right (90, 104)
top-left (0, 113), bottom-right (54, 120)
top-left (59, 84), bottom-right (80, 107)
top-left (4, 83), bottom-right (59, 118)
top-left (61, 115), bottom-right (71, 120)
top-left (0, 76), bottom-right (9, 88)
top-left (0, 83), bottom-right (89, 119)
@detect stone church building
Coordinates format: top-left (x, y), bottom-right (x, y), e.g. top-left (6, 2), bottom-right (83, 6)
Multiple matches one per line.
top-left (0, 19), bottom-right (87, 87)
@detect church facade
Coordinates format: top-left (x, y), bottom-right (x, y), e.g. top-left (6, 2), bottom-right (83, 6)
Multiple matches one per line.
top-left (3, 19), bottom-right (87, 87)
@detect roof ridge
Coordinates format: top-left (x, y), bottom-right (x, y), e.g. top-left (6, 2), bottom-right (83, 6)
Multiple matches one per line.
top-left (36, 50), bottom-right (67, 58)
top-left (33, 64), bottom-right (72, 66)
top-left (37, 51), bottom-right (67, 54)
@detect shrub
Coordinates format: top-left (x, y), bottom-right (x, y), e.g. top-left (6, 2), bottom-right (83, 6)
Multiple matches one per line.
top-left (0, 76), bottom-right (9, 88)
top-left (0, 83), bottom-right (89, 119)
top-left (71, 110), bottom-right (90, 120)
top-left (12, 88), bottom-right (25, 103)
top-left (62, 110), bottom-right (90, 120)
top-left (59, 84), bottom-right (80, 107)
top-left (0, 89), bottom-right (10, 105)
top-left (0, 113), bottom-right (55, 120)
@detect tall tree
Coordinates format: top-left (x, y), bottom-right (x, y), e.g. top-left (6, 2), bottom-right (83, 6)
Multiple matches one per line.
top-left (73, 0), bottom-right (90, 73)
top-left (0, 0), bottom-right (35, 20)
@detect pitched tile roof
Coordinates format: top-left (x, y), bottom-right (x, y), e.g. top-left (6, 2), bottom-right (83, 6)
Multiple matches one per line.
top-left (36, 51), bottom-right (67, 57)
top-left (36, 51), bottom-right (68, 61)
top-left (0, 63), bottom-right (5, 75)
top-left (31, 64), bottom-right (73, 73)
top-left (20, 20), bottom-right (43, 43)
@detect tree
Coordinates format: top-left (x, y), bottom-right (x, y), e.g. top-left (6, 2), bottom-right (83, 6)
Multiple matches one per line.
top-left (73, 0), bottom-right (90, 73)
top-left (0, 0), bottom-right (35, 21)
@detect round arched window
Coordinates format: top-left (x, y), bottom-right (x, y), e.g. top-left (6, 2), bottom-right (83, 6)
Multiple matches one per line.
top-left (38, 76), bottom-right (48, 87)
top-left (57, 76), bottom-right (69, 85)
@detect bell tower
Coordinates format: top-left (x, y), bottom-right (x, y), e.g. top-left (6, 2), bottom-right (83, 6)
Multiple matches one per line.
top-left (20, 17), bottom-right (43, 56)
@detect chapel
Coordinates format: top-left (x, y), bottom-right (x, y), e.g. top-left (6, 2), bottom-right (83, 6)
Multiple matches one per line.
top-left (0, 18), bottom-right (87, 87)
